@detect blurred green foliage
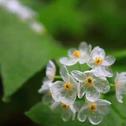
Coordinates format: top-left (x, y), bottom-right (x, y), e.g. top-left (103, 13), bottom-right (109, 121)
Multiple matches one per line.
top-left (22, 0), bottom-right (126, 48)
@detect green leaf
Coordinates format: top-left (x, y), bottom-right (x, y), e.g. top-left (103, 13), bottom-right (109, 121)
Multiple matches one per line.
top-left (0, 10), bottom-right (65, 101)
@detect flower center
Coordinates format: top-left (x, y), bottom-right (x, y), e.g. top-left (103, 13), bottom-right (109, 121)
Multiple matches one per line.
top-left (88, 103), bottom-right (97, 112)
top-left (95, 57), bottom-right (103, 65)
top-left (61, 103), bottom-right (69, 110)
top-left (85, 76), bottom-right (94, 88)
top-left (72, 50), bottom-right (81, 58)
top-left (64, 82), bottom-right (73, 91)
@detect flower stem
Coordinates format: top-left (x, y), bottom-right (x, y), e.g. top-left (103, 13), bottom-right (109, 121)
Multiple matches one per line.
top-left (55, 76), bottom-right (62, 79)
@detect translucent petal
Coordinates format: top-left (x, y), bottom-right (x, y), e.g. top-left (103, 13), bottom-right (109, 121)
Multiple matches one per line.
top-left (69, 75), bottom-right (78, 88)
top-left (38, 79), bottom-right (50, 93)
top-left (46, 60), bottom-right (56, 80)
top-left (42, 93), bottom-right (53, 105)
top-left (79, 42), bottom-right (91, 64)
top-left (115, 72), bottom-right (126, 85)
top-left (96, 99), bottom-right (111, 115)
top-left (103, 55), bottom-right (115, 66)
top-left (86, 88), bottom-right (100, 102)
top-left (79, 58), bottom-right (87, 64)
top-left (116, 84), bottom-right (126, 103)
top-left (50, 81), bottom-right (64, 102)
top-left (78, 82), bottom-right (87, 98)
top-left (60, 66), bottom-right (69, 82)
top-left (79, 42), bottom-right (92, 53)
top-left (71, 70), bottom-right (84, 82)
top-left (115, 73), bottom-right (126, 103)
top-left (68, 48), bottom-right (77, 58)
top-left (92, 67), bottom-right (113, 78)
top-left (77, 105), bottom-right (87, 122)
top-left (60, 88), bottom-right (77, 105)
top-left (88, 112), bottom-right (103, 125)
top-left (94, 78), bottom-right (110, 93)
top-left (91, 46), bottom-right (105, 60)
top-left (116, 92), bottom-right (124, 103)
top-left (87, 58), bottom-right (95, 68)
top-left (50, 102), bottom-right (59, 110)
top-left (70, 104), bottom-right (76, 114)
top-left (61, 109), bottom-right (72, 122)
top-left (60, 57), bottom-right (77, 66)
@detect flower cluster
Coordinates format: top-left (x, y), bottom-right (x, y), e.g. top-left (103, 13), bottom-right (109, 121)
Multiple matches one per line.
top-left (39, 42), bottom-right (126, 125)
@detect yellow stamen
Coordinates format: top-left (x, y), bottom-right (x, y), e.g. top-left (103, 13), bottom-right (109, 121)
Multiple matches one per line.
top-left (95, 57), bottom-right (103, 65)
top-left (61, 103), bottom-right (69, 110)
top-left (64, 82), bottom-right (73, 91)
top-left (72, 50), bottom-right (81, 58)
top-left (88, 103), bottom-right (97, 112)
top-left (85, 76), bottom-right (94, 88)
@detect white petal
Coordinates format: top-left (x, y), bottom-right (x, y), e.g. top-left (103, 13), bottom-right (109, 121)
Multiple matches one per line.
top-left (50, 81), bottom-right (64, 102)
top-left (71, 70), bottom-right (84, 82)
top-left (61, 109), bottom-right (73, 122)
top-left (38, 79), bottom-right (50, 93)
top-left (77, 105), bottom-right (87, 122)
top-left (46, 60), bottom-right (56, 81)
top-left (94, 78), bottom-right (110, 93)
top-left (91, 67), bottom-right (113, 78)
top-left (115, 72), bottom-right (126, 103)
top-left (86, 88), bottom-right (100, 102)
top-left (116, 84), bottom-right (126, 103)
top-left (96, 99), bottom-right (111, 115)
top-left (91, 46), bottom-right (105, 60)
top-left (50, 102), bottom-right (60, 110)
top-left (60, 57), bottom-right (77, 66)
top-left (103, 55), bottom-right (115, 66)
top-left (115, 72), bottom-right (126, 85)
top-left (79, 42), bottom-right (92, 64)
top-left (60, 89), bottom-right (77, 105)
top-left (79, 54), bottom-right (90, 64)
top-left (116, 92), bottom-right (124, 103)
top-left (60, 66), bottom-right (69, 82)
top-left (70, 104), bottom-right (76, 114)
top-left (88, 112), bottom-right (103, 125)
top-left (42, 92), bottom-right (53, 105)
top-left (78, 82), bottom-right (87, 98)
top-left (79, 42), bottom-right (92, 53)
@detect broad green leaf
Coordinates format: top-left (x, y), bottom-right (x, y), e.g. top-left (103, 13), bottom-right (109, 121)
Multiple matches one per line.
top-left (0, 10), bottom-right (65, 101)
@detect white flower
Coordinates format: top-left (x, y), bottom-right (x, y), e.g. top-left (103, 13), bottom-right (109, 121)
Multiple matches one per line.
top-left (77, 99), bottom-right (111, 125)
top-left (60, 42), bottom-right (92, 66)
top-left (50, 66), bottom-right (77, 105)
top-left (51, 101), bottom-right (76, 122)
top-left (38, 60), bottom-right (56, 104)
top-left (88, 46), bottom-right (115, 77)
top-left (115, 72), bottom-right (126, 103)
top-left (71, 70), bottom-right (110, 101)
